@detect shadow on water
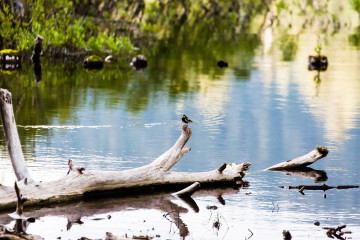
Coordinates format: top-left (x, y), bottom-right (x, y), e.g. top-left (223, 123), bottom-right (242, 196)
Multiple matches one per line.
top-left (270, 167), bottom-right (328, 183)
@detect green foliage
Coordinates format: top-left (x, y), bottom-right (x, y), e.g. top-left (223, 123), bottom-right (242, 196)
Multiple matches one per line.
top-left (84, 55), bottom-right (102, 63)
top-left (349, 0), bottom-right (360, 14)
top-left (0, 0), bottom-right (134, 56)
top-left (86, 34), bottom-right (134, 56)
top-left (316, 146), bottom-right (329, 155)
top-left (348, 31), bottom-right (360, 47)
top-left (276, 0), bottom-right (288, 14)
top-left (279, 33), bottom-right (299, 62)
top-left (314, 44), bottom-right (322, 56)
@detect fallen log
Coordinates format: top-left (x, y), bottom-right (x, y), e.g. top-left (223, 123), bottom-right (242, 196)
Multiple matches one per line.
top-left (279, 184), bottom-right (359, 194)
top-left (0, 88), bottom-right (251, 211)
top-left (287, 184), bottom-right (359, 191)
top-left (266, 146), bottom-right (328, 170)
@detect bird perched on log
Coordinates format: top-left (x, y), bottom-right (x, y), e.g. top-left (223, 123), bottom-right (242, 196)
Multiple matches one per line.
top-left (182, 114), bottom-right (192, 124)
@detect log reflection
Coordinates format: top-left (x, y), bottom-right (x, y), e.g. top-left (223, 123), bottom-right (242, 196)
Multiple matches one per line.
top-left (0, 185), bottom-right (248, 238)
top-left (271, 167), bottom-right (328, 183)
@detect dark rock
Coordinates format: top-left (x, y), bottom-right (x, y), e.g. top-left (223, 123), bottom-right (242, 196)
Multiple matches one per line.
top-left (130, 54), bottom-right (147, 70)
top-left (83, 55), bottom-right (104, 70)
top-left (308, 55), bottom-right (328, 71)
top-left (283, 230), bottom-right (292, 240)
top-left (206, 205), bottom-right (218, 210)
top-left (217, 60), bottom-right (228, 68)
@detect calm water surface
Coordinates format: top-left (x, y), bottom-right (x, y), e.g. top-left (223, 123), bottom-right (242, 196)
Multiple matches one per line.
top-left (0, 29), bottom-right (359, 239)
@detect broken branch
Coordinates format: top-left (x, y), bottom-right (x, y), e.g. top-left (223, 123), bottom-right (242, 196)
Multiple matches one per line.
top-left (0, 89), bottom-right (31, 181)
top-left (172, 182), bottom-right (200, 197)
top-left (267, 146), bottom-right (328, 171)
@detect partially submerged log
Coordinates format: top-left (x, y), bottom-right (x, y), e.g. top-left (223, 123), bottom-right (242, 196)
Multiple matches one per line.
top-left (266, 146), bottom-right (328, 171)
top-left (0, 88), bottom-right (250, 210)
top-left (286, 184), bottom-right (359, 191)
top-left (280, 184), bottom-right (359, 195)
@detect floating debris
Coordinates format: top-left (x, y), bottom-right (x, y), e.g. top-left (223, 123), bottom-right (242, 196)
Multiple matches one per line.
top-left (206, 205), bottom-right (218, 210)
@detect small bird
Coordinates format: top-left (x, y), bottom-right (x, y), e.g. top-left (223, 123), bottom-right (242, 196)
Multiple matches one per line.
top-left (182, 114), bottom-right (192, 124)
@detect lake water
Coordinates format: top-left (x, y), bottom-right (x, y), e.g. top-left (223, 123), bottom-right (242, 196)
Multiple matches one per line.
top-left (0, 27), bottom-right (360, 239)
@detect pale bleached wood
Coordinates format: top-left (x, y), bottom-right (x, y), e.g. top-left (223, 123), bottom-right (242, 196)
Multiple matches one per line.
top-left (0, 89), bottom-right (31, 181)
top-left (172, 182), bottom-right (200, 197)
top-left (0, 89), bottom-right (251, 211)
top-left (0, 123), bottom-right (250, 211)
top-left (266, 147), bottom-right (328, 171)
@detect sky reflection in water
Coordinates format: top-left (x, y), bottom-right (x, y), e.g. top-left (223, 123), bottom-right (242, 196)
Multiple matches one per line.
top-left (0, 30), bottom-right (359, 239)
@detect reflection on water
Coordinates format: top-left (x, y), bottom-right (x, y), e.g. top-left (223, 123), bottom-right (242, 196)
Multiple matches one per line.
top-left (0, 26), bottom-right (360, 240)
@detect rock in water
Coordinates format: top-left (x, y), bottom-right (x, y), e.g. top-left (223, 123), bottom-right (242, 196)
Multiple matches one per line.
top-left (308, 55), bottom-right (328, 71)
top-left (83, 55), bottom-right (104, 70)
top-left (130, 54), bottom-right (147, 70)
top-left (217, 60), bottom-right (228, 68)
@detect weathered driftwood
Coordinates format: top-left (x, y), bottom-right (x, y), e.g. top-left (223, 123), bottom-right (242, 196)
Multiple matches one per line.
top-left (266, 146), bottom-right (328, 171)
top-left (0, 89), bottom-right (31, 181)
top-left (0, 88), bottom-right (250, 211)
top-left (287, 184), bottom-right (359, 191)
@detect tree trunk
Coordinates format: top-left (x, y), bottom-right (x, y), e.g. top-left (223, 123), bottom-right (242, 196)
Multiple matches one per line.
top-left (0, 88), bottom-right (250, 211)
top-left (0, 89), bottom-right (31, 181)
